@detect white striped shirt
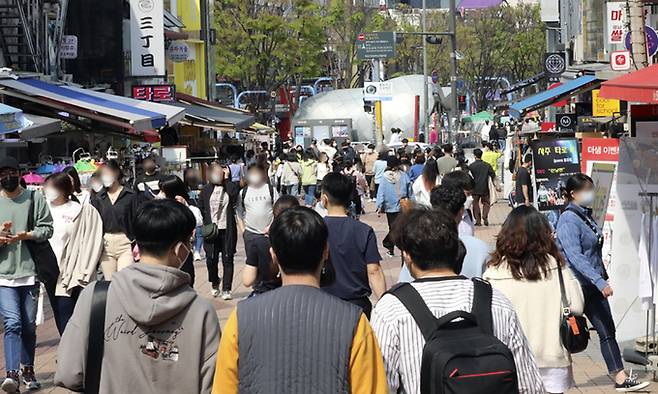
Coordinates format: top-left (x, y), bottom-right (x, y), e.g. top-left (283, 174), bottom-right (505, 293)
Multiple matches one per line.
top-left (371, 278), bottom-right (546, 394)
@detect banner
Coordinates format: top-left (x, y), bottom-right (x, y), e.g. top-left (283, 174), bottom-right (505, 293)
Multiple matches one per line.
top-left (592, 89), bottom-right (621, 117)
top-left (590, 163), bottom-right (616, 227)
top-left (531, 138), bottom-right (580, 211)
top-left (130, 0), bottom-right (165, 76)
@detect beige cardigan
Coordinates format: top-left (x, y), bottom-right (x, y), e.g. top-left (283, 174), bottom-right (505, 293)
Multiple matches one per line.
top-left (483, 255), bottom-right (584, 368)
top-left (55, 204), bottom-right (104, 296)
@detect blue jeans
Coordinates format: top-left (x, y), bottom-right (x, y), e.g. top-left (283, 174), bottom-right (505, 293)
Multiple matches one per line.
top-left (283, 184), bottom-right (298, 196)
top-left (582, 284), bottom-right (624, 374)
top-left (194, 225), bottom-right (204, 254)
top-left (303, 184), bottom-right (316, 206)
top-left (498, 138), bottom-right (506, 152)
top-left (0, 284), bottom-right (39, 371)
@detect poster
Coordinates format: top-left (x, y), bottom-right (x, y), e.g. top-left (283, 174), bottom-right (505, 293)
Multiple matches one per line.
top-left (130, 0), bottom-right (165, 76)
top-left (606, 2), bottom-right (652, 45)
top-left (592, 89), bottom-right (621, 117)
top-left (531, 138), bottom-right (580, 211)
top-left (590, 163), bottom-right (616, 227)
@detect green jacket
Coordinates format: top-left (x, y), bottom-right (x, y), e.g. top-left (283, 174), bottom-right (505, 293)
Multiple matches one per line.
top-left (0, 189), bottom-right (53, 279)
top-left (301, 159), bottom-right (318, 186)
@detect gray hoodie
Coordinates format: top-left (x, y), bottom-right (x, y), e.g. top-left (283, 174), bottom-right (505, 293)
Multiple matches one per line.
top-left (55, 263), bottom-right (220, 394)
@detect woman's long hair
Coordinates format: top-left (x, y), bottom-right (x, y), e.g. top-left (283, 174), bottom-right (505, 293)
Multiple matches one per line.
top-left (422, 158), bottom-right (439, 192)
top-left (488, 205), bottom-right (564, 280)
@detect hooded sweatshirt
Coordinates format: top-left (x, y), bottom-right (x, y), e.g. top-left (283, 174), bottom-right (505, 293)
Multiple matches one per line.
top-left (375, 170), bottom-right (409, 213)
top-left (55, 263), bottom-right (220, 394)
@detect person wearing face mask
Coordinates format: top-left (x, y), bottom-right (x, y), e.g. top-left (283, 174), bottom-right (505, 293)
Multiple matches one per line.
top-left (55, 199), bottom-right (220, 394)
top-left (198, 163), bottom-right (240, 300)
top-left (88, 170), bottom-right (104, 197)
top-left (441, 170), bottom-right (477, 236)
top-left (91, 159), bottom-right (141, 280)
top-left (43, 173), bottom-right (103, 335)
top-left (133, 156), bottom-right (161, 196)
top-left (556, 174), bottom-right (649, 392)
top-left (360, 144), bottom-right (378, 199)
top-left (0, 156), bottom-right (53, 392)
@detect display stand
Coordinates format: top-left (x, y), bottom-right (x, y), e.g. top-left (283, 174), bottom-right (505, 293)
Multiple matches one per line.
top-left (641, 192), bottom-right (658, 361)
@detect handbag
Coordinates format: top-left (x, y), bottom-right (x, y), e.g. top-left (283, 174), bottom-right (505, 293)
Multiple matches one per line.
top-left (202, 188), bottom-right (226, 242)
top-left (25, 191), bottom-right (60, 287)
top-left (557, 265), bottom-right (589, 353)
top-left (85, 281), bottom-right (110, 394)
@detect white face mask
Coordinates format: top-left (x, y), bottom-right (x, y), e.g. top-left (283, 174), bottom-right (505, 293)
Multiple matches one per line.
top-left (578, 190), bottom-right (595, 207)
top-left (91, 182), bottom-right (104, 193)
top-left (44, 188), bottom-right (61, 203)
top-left (101, 175), bottom-right (115, 188)
top-left (464, 195), bottom-right (474, 210)
top-left (174, 242), bottom-right (191, 270)
top-left (210, 173), bottom-right (223, 185)
top-left (247, 174), bottom-right (262, 185)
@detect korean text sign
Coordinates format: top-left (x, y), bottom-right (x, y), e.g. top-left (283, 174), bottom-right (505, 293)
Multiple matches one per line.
top-left (130, 0), bottom-right (165, 76)
top-left (531, 138), bottom-right (581, 211)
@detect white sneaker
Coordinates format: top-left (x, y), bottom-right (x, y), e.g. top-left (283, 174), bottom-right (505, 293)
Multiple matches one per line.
top-left (193, 251), bottom-right (202, 261)
top-left (1, 373), bottom-right (18, 393)
top-left (211, 285), bottom-right (220, 298)
top-left (221, 291), bottom-right (232, 300)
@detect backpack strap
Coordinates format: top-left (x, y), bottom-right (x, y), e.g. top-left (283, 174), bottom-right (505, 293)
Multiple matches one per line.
top-left (470, 278), bottom-right (493, 335)
top-left (242, 184), bottom-right (275, 207)
top-left (85, 281), bottom-right (110, 394)
top-left (241, 186), bottom-right (249, 208)
top-left (387, 283), bottom-right (439, 341)
top-left (27, 190), bottom-right (35, 231)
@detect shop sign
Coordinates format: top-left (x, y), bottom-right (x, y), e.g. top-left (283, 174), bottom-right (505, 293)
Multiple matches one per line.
top-left (130, 0), bottom-right (165, 76)
top-left (363, 81), bottom-right (393, 101)
top-left (60, 35), bottom-right (78, 59)
top-left (530, 138), bottom-right (580, 211)
top-left (610, 50), bottom-right (631, 71)
top-left (607, 3), bottom-right (652, 44)
top-left (544, 52), bottom-right (566, 81)
top-left (592, 89), bottom-right (621, 117)
top-left (132, 84), bottom-right (176, 102)
top-left (581, 137), bottom-right (619, 223)
top-left (556, 113), bottom-right (577, 132)
top-left (167, 41), bottom-right (190, 63)
top-left (624, 26), bottom-right (658, 57)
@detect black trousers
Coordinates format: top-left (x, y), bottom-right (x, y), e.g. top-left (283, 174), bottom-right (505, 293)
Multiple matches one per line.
top-left (203, 230), bottom-right (234, 291)
top-left (346, 297), bottom-right (373, 319)
top-left (180, 254), bottom-right (195, 286)
top-left (382, 212), bottom-right (400, 253)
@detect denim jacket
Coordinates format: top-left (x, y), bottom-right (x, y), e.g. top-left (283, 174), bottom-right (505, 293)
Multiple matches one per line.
top-left (556, 203), bottom-right (607, 290)
top-left (376, 170), bottom-right (409, 213)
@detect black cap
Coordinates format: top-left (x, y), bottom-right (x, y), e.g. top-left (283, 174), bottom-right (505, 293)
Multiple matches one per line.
top-left (0, 156), bottom-right (19, 171)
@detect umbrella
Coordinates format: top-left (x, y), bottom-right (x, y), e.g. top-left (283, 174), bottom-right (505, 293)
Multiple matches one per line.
top-left (22, 173), bottom-right (45, 185)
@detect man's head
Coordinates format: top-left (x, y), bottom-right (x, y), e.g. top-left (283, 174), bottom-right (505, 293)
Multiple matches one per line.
top-left (0, 156), bottom-right (21, 193)
top-left (430, 185), bottom-right (466, 223)
top-left (142, 157), bottom-right (157, 174)
top-left (321, 172), bottom-right (353, 210)
top-left (269, 207), bottom-right (329, 277)
top-left (386, 156), bottom-right (401, 170)
top-left (273, 195), bottom-right (300, 217)
top-left (393, 208), bottom-right (464, 277)
top-left (246, 163), bottom-right (267, 187)
top-left (402, 138), bottom-right (409, 147)
top-left (473, 148), bottom-right (483, 159)
top-left (522, 154), bottom-right (533, 169)
top-left (133, 199), bottom-right (196, 269)
top-left (442, 143), bottom-right (453, 155)
top-left (441, 170), bottom-right (475, 196)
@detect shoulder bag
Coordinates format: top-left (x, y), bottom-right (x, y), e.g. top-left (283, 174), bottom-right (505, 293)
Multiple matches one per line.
top-left (85, 281), bottom-right (110, 394)
top-left (25, 191), bottom-right (60, 287)
top-left (201, 188), bottom-right (226, 242)
top-left (557, 266), bottom-right (589, 353)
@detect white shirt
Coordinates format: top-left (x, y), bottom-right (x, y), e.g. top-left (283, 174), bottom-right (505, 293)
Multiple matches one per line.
top-left (411, 176), bottom-right (433, 208)
top-left (48, 200), bottom-right (82, 264)
top-left (74, 190), bottom-right (91, 206)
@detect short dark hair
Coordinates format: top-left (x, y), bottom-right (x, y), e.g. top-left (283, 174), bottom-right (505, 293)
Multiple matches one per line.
top-left (134, 199), bottom-right (196, 257)
top-left (442, 143), bottom-right (453, 154)
top-left (523, 154), bottom-right (533, 164)
top-left (393, 208), bottom-right (463, 272)
top-left (321, 172), bottom-right (353, 208)
top-left (45, 172), bottom-right (74, 199)
top-left (273, 195), bottom-right (300, 217)
top-left (442, 170), bottom-right (475, 192)
top-left (414, 154), bottom-right (426, 165)
top-left (159, 175), bottom-right (189, 202)
top-left (565, 173), bottom-right (593, 201)
top-left (62, 166), bottom-right (82, 193)
top-left (402, 138), bottom-right (409, 144)
top-left (269, 207), bottom-right (328, 275)
top-left (473, 148), bottom-right (483, 159)
top-left (430, 185), bottom-right (466, 216)
top-left (386, 156), bottom-right (401, 169)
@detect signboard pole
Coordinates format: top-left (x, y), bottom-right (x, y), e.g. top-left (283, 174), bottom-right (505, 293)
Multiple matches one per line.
top-left (375, 100), bottom-right (384, 148)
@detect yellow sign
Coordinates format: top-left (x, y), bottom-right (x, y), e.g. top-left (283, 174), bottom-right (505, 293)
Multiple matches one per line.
top-left (592, 89), bottom-right (620, 117)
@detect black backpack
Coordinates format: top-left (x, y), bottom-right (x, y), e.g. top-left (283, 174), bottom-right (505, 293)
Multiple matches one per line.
top-left (388, 278), bottom-right (519, 394)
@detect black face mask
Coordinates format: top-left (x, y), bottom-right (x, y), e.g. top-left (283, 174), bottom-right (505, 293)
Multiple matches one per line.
top-left (0, 176), bottom-right (20, 192)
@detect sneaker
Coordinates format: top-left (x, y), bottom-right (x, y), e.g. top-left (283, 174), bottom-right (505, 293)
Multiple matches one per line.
top-left (193, 251), bottom-right (202, 261)
top-left (211, 284), bottom-right (220, 298)
top-left (1, 371), bottom-right (19, 393)
top-left (221, 291), bottom-right (232, 301)
top-left (20, 367), bottom-right (39, 391)
top-left (483, 219), bottom-right (489, 226)
top-left (386, 251), bottom-right (395, 258)
top-left (615, 371), bottom-right (650, 392)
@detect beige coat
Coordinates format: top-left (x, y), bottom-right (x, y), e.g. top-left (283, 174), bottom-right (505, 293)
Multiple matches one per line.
top-left (483, 255), bottom-right (584, 368)
top-left (56, 204), bottom-right (104, 296)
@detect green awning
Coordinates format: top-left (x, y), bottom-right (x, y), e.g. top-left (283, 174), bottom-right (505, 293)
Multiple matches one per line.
top-left (462, 111), bottom-right (493, 123)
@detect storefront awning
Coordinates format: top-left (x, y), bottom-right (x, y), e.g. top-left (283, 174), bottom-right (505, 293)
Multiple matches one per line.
top-left (0, 78), bottom-right (184, 132)
top-left (0, 103), bottom-right (27, 134)
top-left (174, 93), bottom-right (255, 130)
top-left (18, 114), bottom-right (61, 140)
top-left (599, 63), bottom-right (658, 104)
top-left (509, 75), bottom-right (601, 119)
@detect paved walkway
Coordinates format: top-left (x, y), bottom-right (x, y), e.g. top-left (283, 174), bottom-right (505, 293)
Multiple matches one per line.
top-left (1, 201), bottom-right (653, 393)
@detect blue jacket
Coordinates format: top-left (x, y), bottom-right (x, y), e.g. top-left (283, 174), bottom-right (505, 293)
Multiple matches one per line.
top-left (373, 160), bottom-right (387, 184)
top-left (408, 164), bottom-right (424, 183)
top-left (376, 170), bottom-right (410, 213)
top-left (556, 203), bottom-right (606, 290)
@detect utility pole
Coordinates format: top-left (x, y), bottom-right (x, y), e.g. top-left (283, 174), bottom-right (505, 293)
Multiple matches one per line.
top-left (422, 0), bottom-right (428, 141)
top-left (628, 0), bottom-right (648, 68)
top-left (449, 0), bottom-right (459, 143)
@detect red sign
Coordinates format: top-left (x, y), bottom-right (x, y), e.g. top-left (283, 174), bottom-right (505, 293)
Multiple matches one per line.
top-left (610, 50), bottom-right (631, 71)
top-left (132, 84), bottom-right (175, 102)
top-left (357, 33), bottom-right (365, 41)
top-left (549, 83), bottom-right (568, 107)
top-left (580, 138), bottom-right (620, 173)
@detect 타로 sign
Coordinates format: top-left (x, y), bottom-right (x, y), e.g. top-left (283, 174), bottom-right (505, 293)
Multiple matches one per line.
top-left (592, 89), bottom-right (621, 117)
top-left (356, 32), bottom-right (396, 60)
top-left (531, 138), bottom-right (581, 211)
top-left (363, 81), bottom-right (393, 101)
top-left (132, 84), bottom-right (176, 102)
top-left (60, 35), bottom-right (78, 59)
top-left (130, 0), bottom-right (165, 76)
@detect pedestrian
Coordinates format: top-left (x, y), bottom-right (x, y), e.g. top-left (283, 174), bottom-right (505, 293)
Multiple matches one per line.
top-left (407, 153), bottom-right (425, 183)
top-left (87, 170), bottom-right (104, 198)
top-left (228, 155), bottom-right (245, 186)
top-left (372, 151), bottom-right (388, 202)
top-left (300, 149), bottom-right (318, 207)
top-left (241, 195), bottom-right (297, 297)
top-left (481, 119), bottom-right (492, 142)
top-left (484, 205), bottom-right (584, 394)
top-left (184, 167), bottom-right (205, 261)
top-left (441, 170), bottom-right (476, 236)
top-left (401, 138), bottom-right (413, 154)
top-left (0, 157), bottom-right (52, 392)
top-left (213, 207), bottom-right (388, 393)
top-left (489, 123), bottom-right (500, 143)
top-left (62, 166), bottom-right (91, 205)
top-left (361, 143), bottom-right (378, 199)
top-left (370, 208), bottom-right (545, 394)
top-left (44, 172), bottom-right (103, 334)
top-left (197, 163), bottom-right (239, 299)
top-left (388, 127), bottom-right (401, 145)
top-left (91, 159), bottom-right (140, 280)
top-left (515, 154), bottom-right (534, 206)
top-left (157, 175), bottom-right (202, 285)
top-left (133, 156), bottom-right (161, 195)
top-left (499, 122), bottom-right (509, 152)
top-left (436, 143), bottom-right (458, 176)
top-left (320, 173), bottom-right (386, 318)
top-left (411, 158), bottom-right (439, 207)
top-left (55, 199), bottom-right (220, 394)
top-left (341, 160), bottom-right (368, 217)
top-left (376, 156), bottom-right (410, 257)
top-left (482, 142), bottom-right (502, 178)
top-left (315, 151), bottom-right (332, 194)
top-left (280, 152), bottom-right (302, 196)
top-left (556, 174), bottom-right (649, 392)
top-left (468, 148), bottom-right (496, 226)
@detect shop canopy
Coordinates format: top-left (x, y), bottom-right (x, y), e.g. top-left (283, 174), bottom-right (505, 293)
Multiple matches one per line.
top-left (462, 111), bottom-right (494, 123)
top-left (509, 75), bottom-right (601, 119)
top-left (0, 103), bottom-right (27, 134)
top-left (599, 63), bottom-right (658, 104)
top-left (0, 78), bottom-right (184, 132)
top-left (174, 93), bottom-right (255, 130)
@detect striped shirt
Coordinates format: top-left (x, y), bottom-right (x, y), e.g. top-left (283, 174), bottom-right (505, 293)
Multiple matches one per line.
top-left (371, 277), bottom-right (545, 394)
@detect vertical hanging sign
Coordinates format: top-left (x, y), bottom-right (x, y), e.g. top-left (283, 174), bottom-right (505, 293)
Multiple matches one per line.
top-left (130, 0), bottom-right (165, 77)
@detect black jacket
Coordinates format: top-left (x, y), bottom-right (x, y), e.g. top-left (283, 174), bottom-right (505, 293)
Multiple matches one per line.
top-left (91, 187), bottom-right (145, 240)
top-left (197, 182), bottom-right (239, 255)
